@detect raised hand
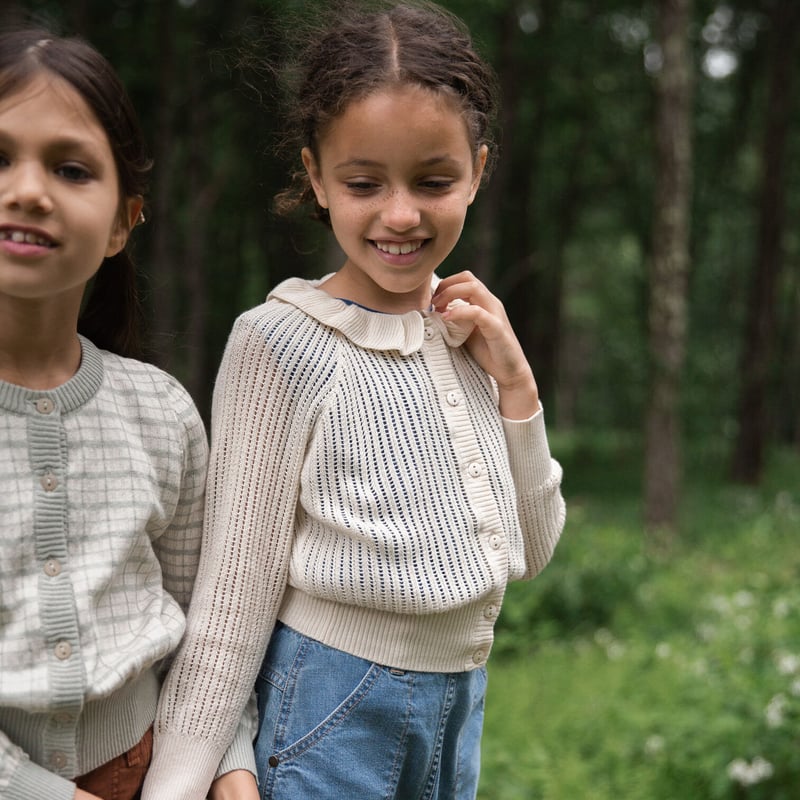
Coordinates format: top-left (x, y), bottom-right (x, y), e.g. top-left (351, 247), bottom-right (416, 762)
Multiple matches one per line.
top-left (432, 271), bottom-right (540, 420)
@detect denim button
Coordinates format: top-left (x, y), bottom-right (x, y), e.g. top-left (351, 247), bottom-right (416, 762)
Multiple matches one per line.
top-left (268, 755), bottom-right (279, 767)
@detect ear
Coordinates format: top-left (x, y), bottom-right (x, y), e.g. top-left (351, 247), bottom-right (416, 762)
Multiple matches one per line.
top-left (302, 147), bottom-right (328, 209)
top-left (106, 195), bottom-right (144, 257)
top-left (467, 145), bottom-right (488, 205)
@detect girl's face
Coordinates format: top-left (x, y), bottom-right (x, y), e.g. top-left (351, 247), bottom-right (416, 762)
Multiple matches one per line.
top-left (0, 73), bottom-right (140, 309)
top-left (303, 84), bottom-right (486, 313)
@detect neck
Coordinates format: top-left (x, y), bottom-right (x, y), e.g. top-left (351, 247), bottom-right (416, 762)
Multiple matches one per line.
top-left (0, 299), bottom-right (83, 389)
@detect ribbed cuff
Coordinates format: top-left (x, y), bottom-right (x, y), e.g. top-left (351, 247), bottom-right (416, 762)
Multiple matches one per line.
top-left (6, 758), bottom-right (76, 800)
top-left (140, 732), bottom-right (225, 800)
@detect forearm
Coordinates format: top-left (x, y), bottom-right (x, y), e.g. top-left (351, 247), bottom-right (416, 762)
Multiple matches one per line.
top-left (496, 370), bottom-right (540, 420)
top-left (209, 769), bottom-right (259, 800)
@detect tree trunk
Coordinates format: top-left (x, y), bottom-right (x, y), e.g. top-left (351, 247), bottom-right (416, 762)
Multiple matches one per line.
top-left (147, 0), bottom-right (179, 366)
top-left (644, 0), bottom-right (693, 533)
top-left (471, 6), bottom-right (524, 283)
top-left (729, 0), bottom-right (799, 484)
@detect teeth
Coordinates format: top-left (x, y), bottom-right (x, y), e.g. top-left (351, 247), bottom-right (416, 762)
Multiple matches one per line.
top-left (0, 230), bottom-right (53, 247)
top-left (375, 240), bottom-right (423, 256)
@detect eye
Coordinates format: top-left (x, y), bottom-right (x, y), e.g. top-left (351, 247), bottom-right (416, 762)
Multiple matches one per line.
top-left (345, 180), bottom-right (380, 193)
top-left (418, 178), bottom-right (455, 192)
top-left (56, 163), bottom-right (93, 182)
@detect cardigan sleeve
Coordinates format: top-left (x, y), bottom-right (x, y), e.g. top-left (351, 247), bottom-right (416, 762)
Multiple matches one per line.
top-left (0, 733), bottom-right (76, 800)
top-left (142, 307), bottom-right (335, 800)
top-left (150, 377), bottom-right (208, 627)
top-left (502, 407), bottom-right (566, 581)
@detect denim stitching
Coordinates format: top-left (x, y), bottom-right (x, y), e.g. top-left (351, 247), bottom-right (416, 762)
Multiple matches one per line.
top-left (420, 674), bottom-right (457, 800)
top-left (275, 661), bottom-right (383, 762)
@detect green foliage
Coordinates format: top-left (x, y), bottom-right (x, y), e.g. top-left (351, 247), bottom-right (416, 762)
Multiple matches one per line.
top-left (480, 436), bottom-right (800, 799)
top-left (6, 0), bottom-right (798, 448)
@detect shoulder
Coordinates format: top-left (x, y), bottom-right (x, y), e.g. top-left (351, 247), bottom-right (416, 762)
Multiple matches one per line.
top-left (227, 289), bottom-right (342, 368)
top-left (102, 352), bottom-right (195, 407)
top-left (98, 350), bottom-right (206, 441)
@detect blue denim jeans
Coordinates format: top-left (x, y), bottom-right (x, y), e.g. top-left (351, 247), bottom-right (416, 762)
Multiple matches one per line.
top-left (254, 623), bottom-right (487, 800)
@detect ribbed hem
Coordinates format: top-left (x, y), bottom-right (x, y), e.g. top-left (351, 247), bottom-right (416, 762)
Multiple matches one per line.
top-left (0, 667), bottom-right (159, 778)
top-left (277, 586), bottom-right (501, 673)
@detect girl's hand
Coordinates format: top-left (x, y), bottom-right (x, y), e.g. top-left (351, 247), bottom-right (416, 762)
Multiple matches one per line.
top-left (74, 790), bottom-right (103, 800)
top-left (208, 769), bottom-right (259, 800)
top-left (432, 271), bottom-right (540, 420)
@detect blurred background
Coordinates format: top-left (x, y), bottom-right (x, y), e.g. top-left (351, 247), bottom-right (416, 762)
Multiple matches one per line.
top-left (4, 1), bottom-right (799, 797)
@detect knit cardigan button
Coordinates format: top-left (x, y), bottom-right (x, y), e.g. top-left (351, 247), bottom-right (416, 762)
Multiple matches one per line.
top-left (40, 472), bottom-right (59, 492)
top-left (54, 641), bottom-right (72, 660)
top-left (34, 397), bottom-right (55, 414)
top-left (44, 558), bottom-right (62, 577)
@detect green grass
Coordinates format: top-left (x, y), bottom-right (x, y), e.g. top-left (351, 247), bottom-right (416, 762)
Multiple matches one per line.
top-left (478, 435), bottom-right (800, 800)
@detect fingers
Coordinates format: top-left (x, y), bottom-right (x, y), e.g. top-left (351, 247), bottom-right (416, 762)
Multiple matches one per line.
top-left (431, 271), bottom-right (501, 316)
top-left (432, 271), bottom-right (510, 342)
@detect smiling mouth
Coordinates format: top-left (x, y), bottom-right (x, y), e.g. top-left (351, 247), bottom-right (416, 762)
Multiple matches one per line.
top-left (0, 229), bottom-right (56, 247)
top-left (373, 239), bottom-right (425, 256)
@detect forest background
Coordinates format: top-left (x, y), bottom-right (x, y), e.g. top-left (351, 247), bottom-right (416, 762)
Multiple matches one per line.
top-left (4, 0), bottom-right (800, 797)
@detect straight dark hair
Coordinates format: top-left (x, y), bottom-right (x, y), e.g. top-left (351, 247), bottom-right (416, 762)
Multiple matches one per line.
top-left (0, 29), bottom-right (152, 358)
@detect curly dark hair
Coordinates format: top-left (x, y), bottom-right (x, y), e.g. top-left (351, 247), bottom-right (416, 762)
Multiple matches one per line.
top-left (273, 0), bottom-right (499, 227)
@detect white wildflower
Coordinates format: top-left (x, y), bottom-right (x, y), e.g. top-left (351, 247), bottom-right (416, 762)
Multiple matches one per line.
top-left (594, 628), bottom-right (613, 646)
top-left (655, 642), bottom-right (671, 659)
top-left (773, 598), bottom-right (790, 618)
top-left (644, 735), bottom-right (665, 756)
top-left (727, 756), bottom-right (774, 787)
top-left (606, 641), bottom-right (625, 660)
top-left (775, 652), bottom-right (800, 675)
top-left (765, 694), bottom-right (786, 728)
top-left (708, 594), bottom-right (730, 614)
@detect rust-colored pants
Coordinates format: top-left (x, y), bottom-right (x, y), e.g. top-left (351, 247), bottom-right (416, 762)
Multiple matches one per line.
top-left (74, 726), bottom-right (153, 800)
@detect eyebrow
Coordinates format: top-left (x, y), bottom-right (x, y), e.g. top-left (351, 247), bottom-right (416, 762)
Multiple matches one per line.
top-left (332, 155), bottom-right (462, 170)
top-left (0, 130), bottom-right (105, 159)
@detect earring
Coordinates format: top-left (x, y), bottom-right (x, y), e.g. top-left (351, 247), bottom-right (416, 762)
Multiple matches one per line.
top-left (137, 211), bottom-right (146, 225)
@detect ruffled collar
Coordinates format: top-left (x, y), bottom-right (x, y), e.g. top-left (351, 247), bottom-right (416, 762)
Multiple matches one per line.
top-left (268, 275), bottom-right (473, 356)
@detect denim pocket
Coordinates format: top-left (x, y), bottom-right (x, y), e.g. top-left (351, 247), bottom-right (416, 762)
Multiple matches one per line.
top-left (259, 634), bottom-right (382, 758)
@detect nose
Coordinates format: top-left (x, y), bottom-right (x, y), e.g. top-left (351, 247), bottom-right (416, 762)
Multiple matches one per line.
top-left (2, 162), bottom-right (53, 215)
top-left (381, 189), bottom-right (421, 232)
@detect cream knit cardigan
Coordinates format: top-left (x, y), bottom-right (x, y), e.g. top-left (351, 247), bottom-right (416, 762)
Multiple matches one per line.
top-left (143, 277), bottom-right (566, 799)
